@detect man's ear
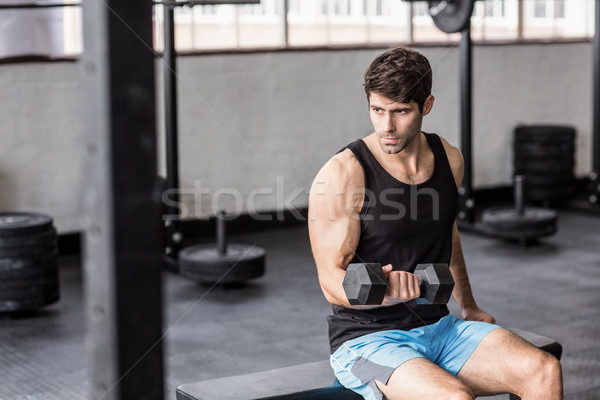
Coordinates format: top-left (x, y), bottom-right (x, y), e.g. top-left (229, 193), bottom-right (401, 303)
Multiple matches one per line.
top-left (422, 94), bottom-right (435, 116)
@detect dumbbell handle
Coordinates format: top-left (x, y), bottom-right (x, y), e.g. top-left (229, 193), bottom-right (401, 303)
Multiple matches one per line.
top-left (388, 266), bottom-right (431, 302)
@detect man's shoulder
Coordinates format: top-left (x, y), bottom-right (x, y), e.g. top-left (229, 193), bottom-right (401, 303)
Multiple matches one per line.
top-left (312, 148), bottom-right (364, 192)
top-left (436, 135), bottom-right (464, 187)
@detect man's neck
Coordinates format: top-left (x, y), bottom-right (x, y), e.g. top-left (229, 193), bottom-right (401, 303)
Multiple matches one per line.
top-left (364, 132), bottom-right (434, 185)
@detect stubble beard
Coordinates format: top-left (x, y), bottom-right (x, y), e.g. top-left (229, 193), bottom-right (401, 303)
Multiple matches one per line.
top-left (378, 128), bottom-right (420, 155)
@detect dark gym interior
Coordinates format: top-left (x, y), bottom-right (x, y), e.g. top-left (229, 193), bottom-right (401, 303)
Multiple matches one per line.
top-left (1, 0), bottom-right (600, 399)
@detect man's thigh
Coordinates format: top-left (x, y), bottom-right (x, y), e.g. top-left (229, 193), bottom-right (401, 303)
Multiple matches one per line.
top-left (457, 328), bottom-right (561, 397)
top-left (376, 357), bottom-right (474, 400)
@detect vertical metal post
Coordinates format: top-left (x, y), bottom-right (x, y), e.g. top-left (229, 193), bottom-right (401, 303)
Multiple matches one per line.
top-left (408, 1), bottom-right (414, 43)
top-left (458, 26), bottom-right (475, 223)
top-left (163, 4), bottom-right (184, 260)
top-left (81, 0), bottom-right (164, 399)
top-left (281, 0), bottom-right (289, 47)
top-left (517, 0), bottom-right (524, 40)
top-left (591, 0), bottom-right (600, 204)
top-left (514, 175), bottom-right (525, 216)
top-left (216, 210), bottom-right (228, 256)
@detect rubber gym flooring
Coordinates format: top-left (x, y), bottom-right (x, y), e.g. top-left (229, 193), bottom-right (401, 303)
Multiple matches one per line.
top-left (1, 209), bottom-right (599, 400)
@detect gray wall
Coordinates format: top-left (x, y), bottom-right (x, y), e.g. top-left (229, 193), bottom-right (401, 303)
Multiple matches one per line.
top-left (0, 63), bottom-right (83, 233)
top-left (0, 42), bottom-right (592, 232)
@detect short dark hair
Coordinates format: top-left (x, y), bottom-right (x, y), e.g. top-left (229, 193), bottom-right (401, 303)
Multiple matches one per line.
top-left (363, 47), bottom-right (432, 113)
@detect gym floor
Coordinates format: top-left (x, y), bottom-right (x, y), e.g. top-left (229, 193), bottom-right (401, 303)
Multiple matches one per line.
top-left (1, 209), bottom-right (599, 400)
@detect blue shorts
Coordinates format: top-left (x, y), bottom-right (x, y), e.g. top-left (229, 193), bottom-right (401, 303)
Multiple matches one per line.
top-left (330, 315), bottom-right (500, 400)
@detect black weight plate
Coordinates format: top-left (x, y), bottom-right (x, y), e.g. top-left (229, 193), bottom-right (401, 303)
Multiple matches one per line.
top-left (428, 0), bottom-right (475, 33)
top-left (0, 240), bottom-right (57, 258)
top-left (481, 207), bottom-right (557, 229)
top-left (526, 185), bottom-right (575, 202)
top-left (0, 270), bottom-right (59, 290)
top-left (0, 263), bottom-right (59, 281)
top-left (525, 171), bottom-right (575, 188)
top-left (0, 282), bottom-right (60, 301)
top-left (0, 228), bottom-right (57, 249)
top-left (179, 243), bottom-right (266, 284)
top-left (514, 125), bottom-right (576, 143)
top-left (514, 143), bottom-right (574, 159)
top-left (481, 207), bottom-right (557, 240)
top-left (0, 250), bottom-right (58, 271)
top-left (0, 212), bottom-right (53, 237)
top-left (0, 290), bottom-right (59, 313)
top-left (514, 159), bottom-right (574, 173)
top-left (521, 172), bottom-right (575, 187)
top-left (481, 222), bottom-right (557, 241)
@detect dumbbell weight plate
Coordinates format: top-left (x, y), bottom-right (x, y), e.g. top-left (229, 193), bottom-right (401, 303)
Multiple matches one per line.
top-left (414, 263), bottom-right (454, 305)
top-left (343, 263), bottom-right (387, 306)
top-left (179, 243), bottom-right (266, 285)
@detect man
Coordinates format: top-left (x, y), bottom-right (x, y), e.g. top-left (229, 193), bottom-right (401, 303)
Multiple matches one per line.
top-left (308, 47), bottom-right (562, 400)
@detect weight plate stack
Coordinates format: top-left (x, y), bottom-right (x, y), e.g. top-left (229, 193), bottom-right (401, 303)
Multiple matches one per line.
top-left (513, 125), bottom-right (576, 203)
top-left (0, 212), bottom-right (60, 312)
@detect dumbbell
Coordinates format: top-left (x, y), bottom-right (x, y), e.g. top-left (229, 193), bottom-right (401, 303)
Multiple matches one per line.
top-left (342, 263), bottom-right (455, 306)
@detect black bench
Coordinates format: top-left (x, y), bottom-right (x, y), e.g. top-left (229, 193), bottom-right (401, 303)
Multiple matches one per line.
top-left (176, 328), bottom-right (562, 400)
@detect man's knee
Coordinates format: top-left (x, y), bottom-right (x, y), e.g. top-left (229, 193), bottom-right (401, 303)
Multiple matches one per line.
top-left (534, 354), bottom-right (562, 390)
top-left (522, 352), bottom-right (563, 394)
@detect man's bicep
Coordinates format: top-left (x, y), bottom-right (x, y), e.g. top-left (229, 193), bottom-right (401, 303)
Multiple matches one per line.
top-left (308, 177), bottom-right (361, 271)
top-left (308, 165), bottom-right (363, 304)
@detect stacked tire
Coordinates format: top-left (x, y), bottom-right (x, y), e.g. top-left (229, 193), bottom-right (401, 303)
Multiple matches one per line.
top-left (0, 212), bottom-right (60, 312)
top-left (513, 125), bottom-right (576, 202)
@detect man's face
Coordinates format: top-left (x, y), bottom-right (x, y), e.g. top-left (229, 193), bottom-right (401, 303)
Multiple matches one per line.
top-left (368, 92), bottom-right (433, 155)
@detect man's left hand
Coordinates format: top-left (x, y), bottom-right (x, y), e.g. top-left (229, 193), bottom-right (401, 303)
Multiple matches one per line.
top-left (462, 306), bottom-right (496, 324)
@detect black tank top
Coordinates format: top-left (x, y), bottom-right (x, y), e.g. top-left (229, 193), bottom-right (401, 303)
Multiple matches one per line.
top-left (327, 132), bottom-right (458, 353)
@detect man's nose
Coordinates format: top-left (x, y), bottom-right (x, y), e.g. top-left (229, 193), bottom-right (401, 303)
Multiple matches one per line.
top-left (383, 113), bottom-right (394, 132)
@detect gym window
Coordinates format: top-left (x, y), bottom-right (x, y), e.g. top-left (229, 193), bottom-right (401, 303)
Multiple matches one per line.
top-left (154, 0), bottom-right (594, 52)
top-left (0, 0), bottom-right (595, 60)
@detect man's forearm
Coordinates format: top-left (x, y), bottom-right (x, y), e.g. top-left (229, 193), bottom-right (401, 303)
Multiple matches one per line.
top-left (450, 259), bottom-right (477, 310)
top-left (450, 225), bottom-right (478, 311)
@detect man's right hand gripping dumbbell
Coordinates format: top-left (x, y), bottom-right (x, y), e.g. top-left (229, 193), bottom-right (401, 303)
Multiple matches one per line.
top-left (342, 263), bottom-right (455, 306)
